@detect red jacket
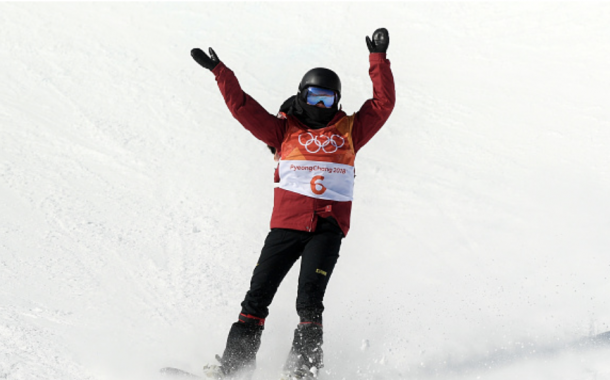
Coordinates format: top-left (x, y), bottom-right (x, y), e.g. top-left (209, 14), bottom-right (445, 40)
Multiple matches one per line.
top-left (212, 53), bottom-right (395, 236)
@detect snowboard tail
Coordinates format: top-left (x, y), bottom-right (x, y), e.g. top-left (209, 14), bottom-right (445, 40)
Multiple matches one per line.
top-left (160, 367), bottom-right (201, 378)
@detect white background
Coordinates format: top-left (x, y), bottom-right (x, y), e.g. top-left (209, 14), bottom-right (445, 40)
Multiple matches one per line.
top-left (1, 2), bottom-right (610, 380)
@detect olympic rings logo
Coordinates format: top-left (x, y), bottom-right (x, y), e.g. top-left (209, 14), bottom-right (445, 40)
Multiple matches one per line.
top-left (298, 133), bottom-right (345, 154)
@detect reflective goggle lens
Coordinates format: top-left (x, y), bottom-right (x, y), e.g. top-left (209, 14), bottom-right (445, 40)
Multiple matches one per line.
top-left (306, 87), bottom-right (336, 108)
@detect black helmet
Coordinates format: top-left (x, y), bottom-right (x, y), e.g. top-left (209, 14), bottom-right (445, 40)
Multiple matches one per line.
top-left (298, 68), bottom-right (341, 100)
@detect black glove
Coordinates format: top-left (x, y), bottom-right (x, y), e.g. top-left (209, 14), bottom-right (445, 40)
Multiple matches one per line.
top-left (191, 47), bottom-right (220, 71)
top-left (366, 28), bottom-right (390, 53)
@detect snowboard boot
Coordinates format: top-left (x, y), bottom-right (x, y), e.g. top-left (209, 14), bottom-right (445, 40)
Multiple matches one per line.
top-left (214, 314), bottom-right (264, 378)
top-left (282, 323), bottom-right (323, 379)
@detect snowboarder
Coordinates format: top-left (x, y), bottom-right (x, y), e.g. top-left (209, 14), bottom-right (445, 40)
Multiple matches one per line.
top-left (190, 28), bottom-right (395, 379)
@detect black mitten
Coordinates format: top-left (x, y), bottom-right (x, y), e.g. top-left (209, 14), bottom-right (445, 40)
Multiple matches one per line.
top-left (191, 47), bottom-right (220, 71)
top-left (366, 28), bottom-right (390, 53)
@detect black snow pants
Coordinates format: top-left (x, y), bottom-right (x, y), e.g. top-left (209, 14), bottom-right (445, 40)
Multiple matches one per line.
top-left (219, 217), bottom-right (343, 374)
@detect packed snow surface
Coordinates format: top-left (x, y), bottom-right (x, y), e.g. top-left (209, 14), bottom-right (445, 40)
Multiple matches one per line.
top-left (1, 2), bottom-right (610, 380)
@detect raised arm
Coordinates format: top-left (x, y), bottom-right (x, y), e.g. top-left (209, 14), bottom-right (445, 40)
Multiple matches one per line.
top-left (352, 29), bottom-right (396, 153)
top-left (191, 48), bottom-right (286, 150)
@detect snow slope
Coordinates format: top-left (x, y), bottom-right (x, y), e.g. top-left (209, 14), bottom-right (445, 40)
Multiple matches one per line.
top-left (1, 2), bottom-right (610, 380)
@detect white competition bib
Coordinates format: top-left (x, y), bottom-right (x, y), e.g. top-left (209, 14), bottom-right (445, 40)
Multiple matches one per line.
top-left (279, 160), bottom-right (355, 201)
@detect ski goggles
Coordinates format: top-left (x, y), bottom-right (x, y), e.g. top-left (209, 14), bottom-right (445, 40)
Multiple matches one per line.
top-left (305, 86), bottom-right (337, 108)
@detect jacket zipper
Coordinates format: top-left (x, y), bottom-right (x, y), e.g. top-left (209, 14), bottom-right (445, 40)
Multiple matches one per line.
top-left (307, 212), bottom-right (315, 232)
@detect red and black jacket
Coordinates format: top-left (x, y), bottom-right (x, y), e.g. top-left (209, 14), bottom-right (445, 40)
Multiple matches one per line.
top-left (211, 53), bottom-right (395, 236)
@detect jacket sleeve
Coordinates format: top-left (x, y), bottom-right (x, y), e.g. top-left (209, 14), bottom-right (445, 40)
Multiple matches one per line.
top-left (352, 53), bottom-right (396, 153)
top-left (211, 62), bottom-right (286, 149)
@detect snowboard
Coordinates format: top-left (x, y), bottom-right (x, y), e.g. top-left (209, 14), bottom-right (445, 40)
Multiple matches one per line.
top-left (159, 367), bottom-right (201, 378)
top-left (160, 366), bottom-right (315, 380)
top-left (159, 365), bottom-right (226, 379)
